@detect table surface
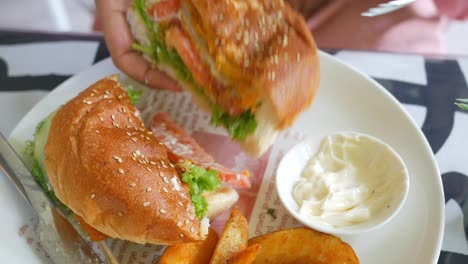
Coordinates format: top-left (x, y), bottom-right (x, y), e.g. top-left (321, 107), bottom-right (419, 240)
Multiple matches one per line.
top-left (0, 30), bottom-right (467, 264)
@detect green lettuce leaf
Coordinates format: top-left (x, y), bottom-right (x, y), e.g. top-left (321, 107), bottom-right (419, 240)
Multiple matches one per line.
top-left (181, 166), bottom-right (221, 219)
top-left (210, 106), bottom-right (257, 141)
top-left (127, 86), bottom-right (143, 105)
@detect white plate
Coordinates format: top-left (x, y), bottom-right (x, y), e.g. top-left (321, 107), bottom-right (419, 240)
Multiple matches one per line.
top-left (5, 52), bottom-right (444, 263)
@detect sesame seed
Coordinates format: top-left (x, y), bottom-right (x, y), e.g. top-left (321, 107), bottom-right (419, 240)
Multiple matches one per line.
top-left (111, 114), bottom-right (115, 121)
top-left (274, 54), bottom-right (279, 64)
top-left (146, 187), bottom-right (152, 192)
top-left (117, 211), bottom-right (124, 217)
top-left (118, 168), bottom-right (124, 174)
top-left (90, 193), bottom-right (95, 199)
top-left (145, 136), bottom-right (151, 140)
top-left (185, 219), bottom-right (190, 225)
top-left (163, 177), bottom-right (169, 184)
top-left (162, 164), bottom-right (168, 169)
top-left (282, 35), bottom-right (288, 47)
top-left (131, 137), bottom-right (137, 142)
top-left (158, 142), bottom-right (164, 145)
top-left (145, 167), bottom-right (151, 172)
top-left (129, 118), bottom-right (133, 123)
top-left (143, 202), bottom-right (150, 207)
top-left (271, 71), bottom-right (276, 81)
top-left (135, 150), bottom-right (141, 156)
top-left (113, 155), bottom-right (122, 163)
top-left (170, 163), bottom-right (175, 168)
top-left (99, 116), bottom-right (104, 122)
top-left (163, 187), bottom-right (168, 193)
top-left (159, 172), bottom-right (164, 177)
top-left (129, 182), bottom-right (136, 187)
top-left (297, 53), bottom-right (301, 62)
top-left (159, 209), bottom-right (166, 214)
top-left (180, 234), bottom-right (184, 238)
top-left (113, 121), bottom-right (119, 127)
top-left (178, 201), bottom-right (184, 207)
top-left (105, 90), bottom-right (111, 94)
top-left (150, 161), bottom-right (157, 165)
top-left (96, 130), bottom-right (100, 134)
top-left (126, 132), bottom-right (132, 136)
top-left (147, 131), bottom-right (153, 135)
top-left (103, 94), bottom-right (110, 99)
top-left (190, 226), bottom-right (195, 233)
top-left (92, 89), bottom-right (98, 93)
top-left (177, 221), bottom-right (183, 227)
top-left (118, 95), bottom-right (123, 99)
top-left (131, 156), bottom-right (136, 161)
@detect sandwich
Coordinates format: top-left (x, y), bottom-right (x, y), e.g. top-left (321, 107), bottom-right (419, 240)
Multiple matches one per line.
top-left (23, 75), bottom-right (246, 245)
top-left (127, 0), bottom-right (320, 156)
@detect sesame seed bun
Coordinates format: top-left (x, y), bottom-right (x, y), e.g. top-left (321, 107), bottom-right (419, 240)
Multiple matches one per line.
top-left (128, 0), bottom-right (320, 156)
top-left (44, 75), bottom-right (204, 245)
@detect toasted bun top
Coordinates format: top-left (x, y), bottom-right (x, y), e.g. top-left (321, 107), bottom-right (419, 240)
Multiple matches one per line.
top-left (44, 75), bottom-right (203, 245)
top-left (188, 0), bottom-right (320, 128)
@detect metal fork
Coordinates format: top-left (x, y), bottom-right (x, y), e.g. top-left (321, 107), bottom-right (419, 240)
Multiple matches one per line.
top-left (361, 0), bottom-right (416, 17)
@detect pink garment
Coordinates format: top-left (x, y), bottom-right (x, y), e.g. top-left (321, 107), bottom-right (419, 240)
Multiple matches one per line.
top-left (304, 0), bottom-right (468, 55)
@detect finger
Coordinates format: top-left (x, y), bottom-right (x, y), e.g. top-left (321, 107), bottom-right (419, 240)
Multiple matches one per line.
top-left (96, 0), bottom-right (182, 92)
top-left (144, 66), bottom-right (183, 92)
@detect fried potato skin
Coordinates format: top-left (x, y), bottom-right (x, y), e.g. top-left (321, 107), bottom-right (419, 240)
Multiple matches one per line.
top-left (228, 244), bottom-right (261, 264)
top-left (159, 228), bottom-right (219, 264)
top-left (248, 228), bottom-right (359, 264)
top-left (209, 207), bottom-right (248, 264)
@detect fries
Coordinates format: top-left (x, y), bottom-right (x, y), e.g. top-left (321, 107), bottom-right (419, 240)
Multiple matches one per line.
top-left (159, 208), bottom-right (359, 263)
top-left (159, 228), bottom-right (219, 264)
top-left (228, 244), bottom-right (261, 264)
top-left (209, 207), bottom-right (248, 264)
top-left (248, 228), bottom-right (359, 264)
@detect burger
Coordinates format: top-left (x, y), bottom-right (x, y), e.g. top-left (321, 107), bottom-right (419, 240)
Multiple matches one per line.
top-left (24, 75), bottom-right (245, 245)
top-left (127, 0), bottom-right (320, 156)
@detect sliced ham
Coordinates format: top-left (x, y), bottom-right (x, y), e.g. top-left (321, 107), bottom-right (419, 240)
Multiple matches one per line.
top-left (150, 112), bottom-right (251, 189)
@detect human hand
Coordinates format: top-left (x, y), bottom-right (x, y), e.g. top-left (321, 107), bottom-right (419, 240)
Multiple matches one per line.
top-left (95, 0), bottom-right (182, 91)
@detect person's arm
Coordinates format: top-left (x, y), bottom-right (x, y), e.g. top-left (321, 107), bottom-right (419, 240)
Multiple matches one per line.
top-left (95, 0), bottom-right (181, 91)
top-left (434, 0), bottom-right (468, 20)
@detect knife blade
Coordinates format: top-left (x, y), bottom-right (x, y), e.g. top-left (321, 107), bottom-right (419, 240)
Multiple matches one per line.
top-left (0, 132), bottom-right (105, 264)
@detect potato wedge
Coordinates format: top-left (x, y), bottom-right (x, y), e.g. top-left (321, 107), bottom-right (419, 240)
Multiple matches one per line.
top-left (159, 228), bottom-right (219, 264)
top-left (248, 228), bottom-right (359, 264)
top-left (209, 207), bottom-right (248, 264)
top-left (228, 244), bottom-right (261, 264)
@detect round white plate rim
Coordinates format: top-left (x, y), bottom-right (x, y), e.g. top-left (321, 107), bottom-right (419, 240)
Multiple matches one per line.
top-left (6, 51), bottom-right (444, 263)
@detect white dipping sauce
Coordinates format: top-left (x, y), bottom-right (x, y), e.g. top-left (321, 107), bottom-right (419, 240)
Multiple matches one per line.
top-left (292, 133), bottom-right (407, 228)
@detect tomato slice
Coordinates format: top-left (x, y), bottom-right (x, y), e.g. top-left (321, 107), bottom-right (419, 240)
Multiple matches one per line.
top-left (148, 0), bottom-right (181, 21)
top-left (165, 25), bottom-right (213, 89)
top-left (150, 112), bottom-right (251, 188)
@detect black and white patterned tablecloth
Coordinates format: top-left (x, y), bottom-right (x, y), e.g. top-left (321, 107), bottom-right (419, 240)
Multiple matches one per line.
top-left (0, 30), bottom-right (467, 263)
